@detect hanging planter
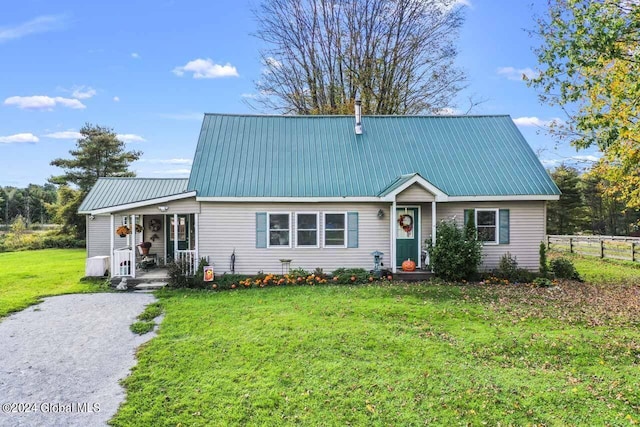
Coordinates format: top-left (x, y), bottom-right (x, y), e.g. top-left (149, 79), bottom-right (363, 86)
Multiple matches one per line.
top-left (116, 225), bottom-right (131, 237)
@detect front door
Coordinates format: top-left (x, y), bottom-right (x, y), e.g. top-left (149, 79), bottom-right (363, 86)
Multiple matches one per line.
top-left (396, 207), bottom-right (419, 267)
top-left (166, 215), bottom-right (190, 261)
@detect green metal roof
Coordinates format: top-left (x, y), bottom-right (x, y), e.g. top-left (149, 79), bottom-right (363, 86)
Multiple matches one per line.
top-left (78, 178), bottom-right (189, 212)
top-left (188, 114), bottom-right (559, 198)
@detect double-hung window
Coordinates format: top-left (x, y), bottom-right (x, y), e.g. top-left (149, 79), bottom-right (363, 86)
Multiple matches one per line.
top-left (476, 209), bottom-right (498, 244)
top-left (324, 212), bottom-right (346, 247)
top-left (268, 213), bottom-right (291, 247)
top-left (296, 213), bottom-right (319, 247)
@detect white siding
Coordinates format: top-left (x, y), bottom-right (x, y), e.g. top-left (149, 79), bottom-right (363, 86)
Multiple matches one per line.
top-left (199, 202), bottom-right (390, 274)
top-left (87, 215), bottom-right (111, 257)
top-left (436, 201), bottom-right (546, 270)
top-left (396, 184), bottom-right (435, 202)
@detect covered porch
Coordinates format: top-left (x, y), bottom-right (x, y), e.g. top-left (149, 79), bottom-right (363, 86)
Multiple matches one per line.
top-left (110, 212), bottom-right (199, 280)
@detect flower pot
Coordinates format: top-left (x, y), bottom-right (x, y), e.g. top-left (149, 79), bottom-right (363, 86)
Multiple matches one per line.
top-left (141, 247), bottom-right (149, 255)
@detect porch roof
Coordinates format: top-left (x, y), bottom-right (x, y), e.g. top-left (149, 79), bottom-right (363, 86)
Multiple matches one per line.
top-left (78, 178), bottom-right (189, 213)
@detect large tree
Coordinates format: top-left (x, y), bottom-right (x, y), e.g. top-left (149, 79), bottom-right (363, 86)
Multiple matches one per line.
top-left (529, 0), bottom-right (640, 209)
top-left (50, 123), bottom-right (142, 192)
top-left (547, 165), bottom-right (588, 234)
top-left (49, 124), bottom-right (141, 237)
top-left (252, 0), bottom-right (466, 115)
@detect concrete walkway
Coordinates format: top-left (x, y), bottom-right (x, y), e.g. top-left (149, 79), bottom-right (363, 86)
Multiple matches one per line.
top-left (0, 293), bottom-right (157, 427)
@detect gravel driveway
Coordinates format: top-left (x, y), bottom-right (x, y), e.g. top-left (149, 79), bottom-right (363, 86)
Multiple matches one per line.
top-left (0, 293), bottom-right (157, 427)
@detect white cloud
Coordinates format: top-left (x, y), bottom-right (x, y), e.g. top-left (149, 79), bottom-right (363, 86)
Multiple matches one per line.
top-left (131, 52), bottom-right (140, 59)
top-left (497, 66), bottom-right (537, 81)
top-left (0, 15), bottom-right (66, 43)
top-left (141, 158), bottom-right (192, 165)
top-left (159, 112), bottom-right (203, 121)
top-left (0, 133), bottom-right (39, 144)
top-left (3, 95), bottom-right (86, 110)
top-left (44, 131), bottom-right (82, 139)
top-left (573, 154), bottom-right (601, 163)
top-left (117, 133), bottom-right (146, 143)
top-left (173, 58), bottom-right (239, 79)
top-left (151, 168), bottom-right (191, 175)
top-left (113, 96), bottom-right (120, 102)
top-left (71, 86), bottom-right (96, 99)
top-left (513, 116), bottom-right (563, 127)
top-left (433, 107), bottom-right (461, 116)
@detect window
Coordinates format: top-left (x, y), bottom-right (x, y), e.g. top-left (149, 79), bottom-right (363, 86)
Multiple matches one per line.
top-left (324, 213), bottom-right (346, 247)
top-left (268, 213), bottom-right (291, 247)
top-left (476, 209), bottom-right (498, 244)
top-left (296, 213), bottom-right (319, 247)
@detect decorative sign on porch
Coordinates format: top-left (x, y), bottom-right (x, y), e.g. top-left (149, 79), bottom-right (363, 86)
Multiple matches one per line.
top-left (203, 266), bottom-right (214, 282)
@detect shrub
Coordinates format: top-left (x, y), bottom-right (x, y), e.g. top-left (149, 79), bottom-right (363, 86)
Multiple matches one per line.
top-left (427, 220), bottom-right (482, 282)
top-left (539, 242), bottom-right (549, 276)
top-left (331, 268), bottom-right (369, 285)
top-left (533, 277), bottom-right (553, 288)
top-left (497, 252), bottom-right (518, 279)
top-left (167, 260), bottom-right (191, 288)
top-left (550, 257), bottom-right (581, 280)
top-left (212, 274), bottom-right (252, 290)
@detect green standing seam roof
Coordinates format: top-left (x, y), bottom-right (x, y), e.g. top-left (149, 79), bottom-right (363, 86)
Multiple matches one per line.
top-left (188, 114), bottom-right (560, 198)
top-left (78, 178), bottom-right (189, 212)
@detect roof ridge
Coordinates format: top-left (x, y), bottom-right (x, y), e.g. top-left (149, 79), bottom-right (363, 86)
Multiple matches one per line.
top-left (203, 113), bottom-right (512, 118)
top-left (96, 177), bottom-right (188, 180)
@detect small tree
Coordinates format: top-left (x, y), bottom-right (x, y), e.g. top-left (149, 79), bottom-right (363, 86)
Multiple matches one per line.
top-left (539, 242), bottom-right (549, 277)
top-left (427, 220), bottom-right (482, 282)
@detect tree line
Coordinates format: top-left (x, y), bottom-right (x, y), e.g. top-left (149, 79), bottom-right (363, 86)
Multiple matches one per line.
top-left (1, 184), bottom-right (58, 227)
top-left (547, 165), bottom-right (640, 236)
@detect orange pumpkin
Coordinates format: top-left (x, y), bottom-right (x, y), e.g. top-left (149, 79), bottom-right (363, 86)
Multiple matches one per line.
top-left (402, 259), bottom-right (416, 272)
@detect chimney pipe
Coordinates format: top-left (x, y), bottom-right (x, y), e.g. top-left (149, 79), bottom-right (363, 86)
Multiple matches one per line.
top-left (354, 99), bottom-right (363, 135)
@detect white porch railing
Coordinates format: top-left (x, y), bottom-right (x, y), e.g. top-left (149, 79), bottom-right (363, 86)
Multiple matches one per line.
top-left (113, 247), bottom-right (134, 277)
top-left (176, 250), bottom-right (197, 276)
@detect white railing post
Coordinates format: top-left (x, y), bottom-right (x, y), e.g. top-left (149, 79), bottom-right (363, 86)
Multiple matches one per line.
top-left (173, 213), bottom-right (179, 264)
top-left (110, 214), bottom-right (115, 278)
top-left (392, 200), bottom-right (397, 273)
top-left (194, 213), bottom-right (199, 265)
top-left (130, 215), bottom-right (136, 278)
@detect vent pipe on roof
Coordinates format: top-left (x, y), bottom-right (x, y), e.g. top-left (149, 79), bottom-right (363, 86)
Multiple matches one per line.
top-left (354, 99), bottom-right (363, 135)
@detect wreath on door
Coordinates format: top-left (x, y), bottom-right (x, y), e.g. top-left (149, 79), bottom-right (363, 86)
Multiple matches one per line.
top-left (149, 219), bottom-right (161, 232)
top-left (398, 214), bottom-right (413, 233)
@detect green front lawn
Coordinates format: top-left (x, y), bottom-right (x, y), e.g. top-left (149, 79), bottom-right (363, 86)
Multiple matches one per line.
top-left (554, 252), bottom-right (640, 284)
top-left (112, 282), bottom-right (640, 426)
top-left (0, 249), bottom-right (106, 318)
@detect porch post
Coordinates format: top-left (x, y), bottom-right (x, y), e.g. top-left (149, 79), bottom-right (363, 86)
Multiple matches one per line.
top-left (173, 213), bottom-right (179, 263)
top-left (391, 200), bottom-right (397, 274)
top-left (110, 214), bottom-right (115, 278)
top-left (194, 213), bottom-right (199, 263)
top-left (130, 215), bottom-right (136, 278)
top-left (431, 201), bottom-right (437, 243)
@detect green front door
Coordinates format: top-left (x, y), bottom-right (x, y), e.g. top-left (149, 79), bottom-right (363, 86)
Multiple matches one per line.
top-left (396, 207), bottom-right (419, 267)
top-left (166, 215), bottom-right (190, 261)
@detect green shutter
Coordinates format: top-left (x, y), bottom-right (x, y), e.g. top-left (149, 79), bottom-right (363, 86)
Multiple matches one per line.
top-left (256, 212), bottom-right (267, 248)
top-left (499, 209), bottom-right (510, 244)
top-left (347, 212), bottom-right (358, 248)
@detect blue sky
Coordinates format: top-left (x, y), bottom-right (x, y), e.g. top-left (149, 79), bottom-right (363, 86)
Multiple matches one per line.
top-left (0, 0), bottom-right (600, 187)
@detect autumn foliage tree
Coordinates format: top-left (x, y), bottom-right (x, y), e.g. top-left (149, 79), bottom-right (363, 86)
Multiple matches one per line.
top-left (529, 0), bottom-right (640, 209)
top-left (252, 0), bottom-right (466, 115)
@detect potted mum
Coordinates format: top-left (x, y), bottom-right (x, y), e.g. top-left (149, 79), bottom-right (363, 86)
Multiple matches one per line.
top-left (138, 241), bottom-right (152, 255)
top-left (116, 225), bottom-right (131, 237)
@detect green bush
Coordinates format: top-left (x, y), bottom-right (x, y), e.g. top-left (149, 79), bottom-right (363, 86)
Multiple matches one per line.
top-left (212, 273), bottom-right (252, 290)
top-left (497, 252), bottom-right (518, 278)
top-left (427, 220), bottom-right (482, 282)
top-left (539, 242), bottom-right (549, 276)
top-left (550, 257), bottom-right (581, 280)
top-left (533, 277), bottom-right (553, 288)
top-left (331, 268), bottom-right (370, 285)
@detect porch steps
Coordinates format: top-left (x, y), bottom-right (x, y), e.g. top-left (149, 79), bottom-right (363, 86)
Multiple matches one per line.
top-left (395, 271), bottom-right (434, 282)
top-left (134, 282), bottom-right (168, 290)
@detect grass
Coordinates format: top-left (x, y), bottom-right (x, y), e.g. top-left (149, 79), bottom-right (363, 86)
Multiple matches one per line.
top-left (0, 249), bottom-right (107, 318)
top-left (111, 281), bottom-right (640, 426)
top-left (130, 321), bottom-right (156, 335)
top-left (550, 250), bottom-right (640, 284)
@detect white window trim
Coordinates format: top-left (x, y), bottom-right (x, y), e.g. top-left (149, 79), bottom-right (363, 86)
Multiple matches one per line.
top-left (323, 212), bottom-right (347, 248)
top-left (475, 208), bottom-right (499, 245)
top-left (267, 212), bottom-right (292, 248)
top-left (295, 212), bottom-right (320, 248)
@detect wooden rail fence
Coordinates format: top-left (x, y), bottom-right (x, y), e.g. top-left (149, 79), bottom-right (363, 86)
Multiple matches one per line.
top-left (547, 235), bottom-right (640, 263)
